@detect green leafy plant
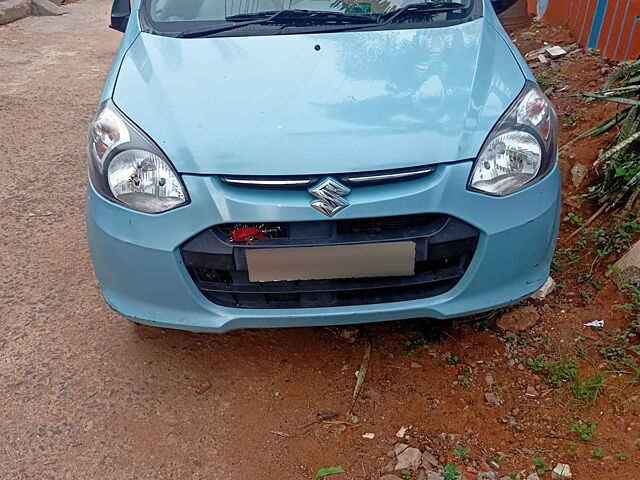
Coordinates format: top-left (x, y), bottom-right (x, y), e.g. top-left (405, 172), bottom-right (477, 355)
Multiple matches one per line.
top-left (533, 457), bottom-right (551, 474)
top-left (546, 360), bottom-right (580, 386)
top-left (536, 73), bottom-right (552, 86)
top-left (592, 216), bottom-right (640, 259)
top-left (524, 355), bottom-right (579, 386)
top-left (571, 372), bottom-right (604, 404)
top-left (401, 469), bottom-right (412, 479)
top-left (615, 451), bottom-right (628, 461)
top-left (460, 375), bottom-right (474, 388)
top-left (316, 466), bottom-right (345, 478)
top-left (441, 462), bottom-right (461, 480)
top-left (576, 344), bottom-right (588, 358)
top-left (567, 441), bottom-right (580, 458)
top-left (591, 447), bottom-right (605, 458)
top-left (524, 355), bottom-right (545, 371)
top-left (563, 113), bottom-right (581, 127)
top-left (564, 212), bottom-right (586, 225)
top-left (569, 60), bottom-right (640, 209)
top-left (403, 338), bottom-right (426, 356)
top-left (453, 444), bottom-right (471, 460)
top-left (447, 355), bottom-right (460, 366)
top-left (570, 418), bottom-right (597, 441)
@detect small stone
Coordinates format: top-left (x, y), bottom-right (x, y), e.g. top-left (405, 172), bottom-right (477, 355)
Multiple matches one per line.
top-left (395, 447), bottom-right (423, 471)
top-left (421, 451), bottom-right (440, 469)
top-left (484, 392), bottom-right (503, 406)
top-left (488, 460), bottom-right (499, 470)
top-left (396, 426), bottom-right (408, 438)
top-left (333, 424), bottom-right (347, 435)
top-left (411, 361), bottom-right (423, 368)
top-left (31, 0), bottom-right (65, 16)
top-left (526, 474), bottom-right (541, 480)
top-left (347, 412), bottom-right (358, 424)
top-left (612, 240), bottom-right (640, 288)
top-left (485, 375), bottom-right (495, 387)
top-left (538, 54), bottom-right (548, 64)
top-left (340, 327), bottom-right (359, 340)
top-left (570, 163), bottom-right (588, 187)
top-left (517, 364), bottom-right (525, 371)
top-left (0, 0), bottom-right (31, 25)
top-left (427, 472), bottom-right (444, 480)
top-left (497, 306), bottom-right (540, 332)
top-left (417, 470), bottom-right (428, 480)
top-left (525, 46), bottom-right (548, 58)
top-left (551, 464), bottom-right (572, 479)
top-left (546, 45), bottom-right (567, 57)
top-left (362, 432), bottom-right (375, 439)
top-left (531, 277), bottom-right (556, 300)
top-left (526, 386), bottom-right (539, 397)
top-left (479, 473), bottom-right (496, 480)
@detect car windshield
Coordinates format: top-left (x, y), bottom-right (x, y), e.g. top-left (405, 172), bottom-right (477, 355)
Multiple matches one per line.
top-left (142, 0), bottom-right (478, 37)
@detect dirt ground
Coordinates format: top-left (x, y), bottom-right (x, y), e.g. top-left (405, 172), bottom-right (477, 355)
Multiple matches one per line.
top-left (2, 2), bottom-right (640, 479)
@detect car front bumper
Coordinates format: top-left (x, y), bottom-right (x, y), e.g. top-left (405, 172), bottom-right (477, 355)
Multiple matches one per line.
top-left (86, 161), bottom-right (561, 333)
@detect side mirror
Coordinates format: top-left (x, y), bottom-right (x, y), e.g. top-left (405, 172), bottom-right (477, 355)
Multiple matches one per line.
top-left (110, 0), bottom-right (131, 33)
top-left (490, 0), bottom-right (518, 14)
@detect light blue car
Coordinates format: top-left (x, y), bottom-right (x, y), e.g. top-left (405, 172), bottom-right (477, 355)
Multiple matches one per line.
top-left (87, 0), bottom-right (560, 332)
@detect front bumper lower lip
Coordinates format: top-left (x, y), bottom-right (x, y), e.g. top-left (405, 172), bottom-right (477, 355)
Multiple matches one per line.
top-left (86, 160), bottom-right (561, 333)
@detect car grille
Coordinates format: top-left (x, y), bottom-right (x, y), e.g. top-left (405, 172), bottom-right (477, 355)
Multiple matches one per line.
top-left (180, 214), bottom-right (479, 309)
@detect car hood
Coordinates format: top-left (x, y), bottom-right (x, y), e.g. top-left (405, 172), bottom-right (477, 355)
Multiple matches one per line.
top-left (113, 19), bottom-right (525, 175)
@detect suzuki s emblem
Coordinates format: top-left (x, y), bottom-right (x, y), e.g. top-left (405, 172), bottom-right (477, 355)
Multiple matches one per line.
top-left (308, 177), bottom-right (350, 217)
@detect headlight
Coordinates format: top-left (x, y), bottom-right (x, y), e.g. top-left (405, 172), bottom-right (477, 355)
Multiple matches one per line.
top-left (469, 82), bottom-right (557, 196)
top-left (87, 100), bottom-right (188, 213)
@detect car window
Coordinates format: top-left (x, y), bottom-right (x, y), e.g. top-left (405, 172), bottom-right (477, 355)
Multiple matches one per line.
top-left (141, 0), bottom-right (479, 37)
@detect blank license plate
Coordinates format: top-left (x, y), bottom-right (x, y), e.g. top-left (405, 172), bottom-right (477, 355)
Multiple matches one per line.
top-left (246, 242), bottom-right (416, 283)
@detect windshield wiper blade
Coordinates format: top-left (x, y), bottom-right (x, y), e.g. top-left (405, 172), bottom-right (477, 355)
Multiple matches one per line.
top-left (179, 9), bottom-right (375, 38)
top-left (179, 10), bottom-right (287, 38)
top-left (381, 2), bottom-right (464, 25)
top-left (226, 9), bottom-right (374, 23)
